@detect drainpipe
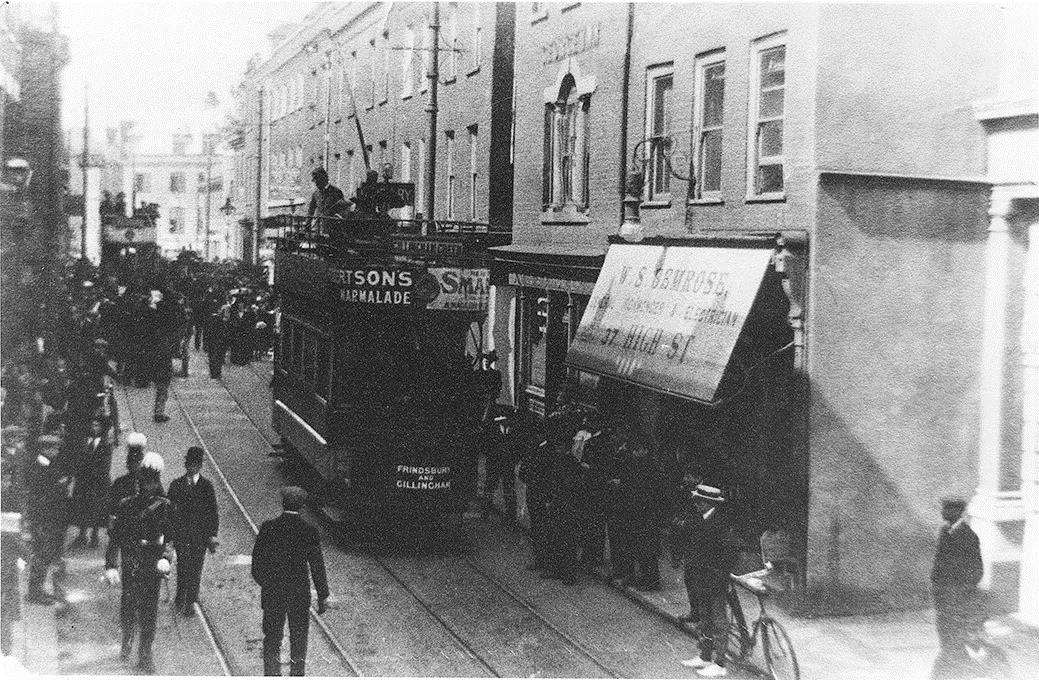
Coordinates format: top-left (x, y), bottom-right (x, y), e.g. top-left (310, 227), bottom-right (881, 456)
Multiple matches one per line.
top-left (617, 2), bottom-right (634, 230)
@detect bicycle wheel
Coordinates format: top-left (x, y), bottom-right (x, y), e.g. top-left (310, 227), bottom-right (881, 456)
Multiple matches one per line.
top-left (726, 587), bottom-right (752, 662)
top-left (761, 618), bottom-right (800, 680)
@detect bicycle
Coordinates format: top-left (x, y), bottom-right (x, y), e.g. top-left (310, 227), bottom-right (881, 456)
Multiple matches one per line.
top-left (725, 565), bottom-right (800, 680)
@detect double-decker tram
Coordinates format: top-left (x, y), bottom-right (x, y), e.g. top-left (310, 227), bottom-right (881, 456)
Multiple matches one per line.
top-left (267, 209), bottom-right (505, 538)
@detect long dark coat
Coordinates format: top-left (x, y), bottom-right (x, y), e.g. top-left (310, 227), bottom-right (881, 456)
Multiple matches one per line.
top-left (251, 512), bottom-right (329, 612)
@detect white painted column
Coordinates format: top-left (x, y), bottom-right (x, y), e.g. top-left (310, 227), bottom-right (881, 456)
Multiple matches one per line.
top-left (970, 192), bottom-right (1013, 589)
top-left (1018, 220), bottom-right (1039, 625)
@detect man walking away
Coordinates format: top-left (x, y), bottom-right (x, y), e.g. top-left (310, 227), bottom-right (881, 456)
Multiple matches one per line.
top-left (930, 497), bottom-right (984, 679)
top-left (168, 446), bottom-right (219, 616)
top-left (105, 451), bottom-right (174, 674)
top-left (251, 486), bottom-right (330, 676)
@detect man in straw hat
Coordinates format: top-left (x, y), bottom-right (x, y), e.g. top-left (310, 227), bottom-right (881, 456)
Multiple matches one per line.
top-left (679, 483), bottom-right (740, 678)
top-left (105, 450), bottom-right (174, 673)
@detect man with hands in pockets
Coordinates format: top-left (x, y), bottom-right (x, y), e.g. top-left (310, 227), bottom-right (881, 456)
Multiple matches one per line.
top-left (251, 486), bottom-right (332, 676)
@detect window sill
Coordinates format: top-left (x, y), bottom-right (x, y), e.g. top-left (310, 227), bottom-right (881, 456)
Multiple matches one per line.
top-left (466, 65), bottom-right (481, 78)
top-left (689, 196), bottom-right (724, 206)
top-left (442, 76), bottom-right (457, 85)
top-left (333, 118), bottom-right (342, 125)
top-left (640, 198), bottom-right (672, 209)
top-left (530, 11), bottom-right (548, 25)
top-left (745, 192), bottom-right (786, 203)
top-left (541, 207), bottom-right (590, 225)
top-left (401, 92), bottom-right (413, 101)
top-left (378, 98), bottom-right (388, 106)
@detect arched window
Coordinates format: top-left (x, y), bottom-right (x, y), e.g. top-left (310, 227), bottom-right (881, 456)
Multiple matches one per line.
top-left (542, 74), bottom-right (590, 211)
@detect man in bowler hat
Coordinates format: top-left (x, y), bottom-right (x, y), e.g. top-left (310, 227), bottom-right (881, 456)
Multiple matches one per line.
top-left (251, 486), bottom-right (330, 676)
top-left (168, 446), bottom-right (219, 616)
top-left (930, 497), bottom-right (984, 679)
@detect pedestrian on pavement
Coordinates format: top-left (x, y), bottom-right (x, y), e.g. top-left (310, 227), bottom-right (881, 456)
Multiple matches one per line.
top-left (517, 433), bottom-right (554, 574)
top-left (573, 415), bottom-right (611, 575)
top-left (679, 484), bottom-right (740, 679)
top-left (930, 497), bottom-right (984, 679)
top-left (545, 430), bottom-right (582, 585)
top-left (251, 486), bottom-right (331, 677)
top-left (617, 436), bottom-right (667, 591)
top-left (23, 434), bottom-right (73, 605)
top-left (1, 426), bottom-right (27, 655)
top-left (204, 297), bottom-right (231, 379)
top-left (105, 451), bottom-right (174, 674)
top-left (168, 446), bottom-right (219, 616)
top-left (670, 464), bottom-right (705, 623)
top-left (70, 416), bottom-right (113, 549)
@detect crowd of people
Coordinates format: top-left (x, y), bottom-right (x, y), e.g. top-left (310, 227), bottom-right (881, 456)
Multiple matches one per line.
top-left (0, 258), bottom-right (275, 672)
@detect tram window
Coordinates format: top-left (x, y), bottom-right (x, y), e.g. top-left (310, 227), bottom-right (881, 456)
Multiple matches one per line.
top-left (316, 342), bottom-right (329, 397)
top-left (301, 332), bottom-right (317, 387)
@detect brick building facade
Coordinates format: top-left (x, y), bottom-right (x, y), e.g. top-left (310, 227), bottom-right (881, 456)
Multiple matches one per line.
top-left (231, 2), bottom-right (1038, 616)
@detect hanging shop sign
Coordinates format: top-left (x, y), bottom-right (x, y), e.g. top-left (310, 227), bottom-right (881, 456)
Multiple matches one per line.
top-left (427, 267), bottom-right (490, 312)
top-left (330, 266), bottom-right (416, 306)
top-left (566, 244), bottom-right (772, 402)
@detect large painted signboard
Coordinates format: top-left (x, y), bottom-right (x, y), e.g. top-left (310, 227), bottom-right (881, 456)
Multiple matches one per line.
top-left (566, 244), bottom-right (772, 402)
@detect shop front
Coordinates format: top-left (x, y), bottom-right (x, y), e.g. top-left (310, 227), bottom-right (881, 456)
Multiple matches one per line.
top-left (492, 233), bottom-right (808, 583)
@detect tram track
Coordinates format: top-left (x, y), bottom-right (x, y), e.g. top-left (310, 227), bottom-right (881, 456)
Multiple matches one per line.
top-left (117, 384), bottom-right (235, 677)
top-left (162, 385), bottom-right (362, 677)
top-left (222, 360), bottom-right (625, 679)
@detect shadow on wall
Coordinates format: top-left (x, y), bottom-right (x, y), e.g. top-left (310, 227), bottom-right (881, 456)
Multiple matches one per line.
top-left (804, 390), bottom-right (944, 616)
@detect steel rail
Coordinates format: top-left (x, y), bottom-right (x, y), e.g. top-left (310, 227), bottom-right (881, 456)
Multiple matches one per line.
top-left (118, 385), bottom-right (235, 677)
top-left (212, 363), bottom-right (501, 677)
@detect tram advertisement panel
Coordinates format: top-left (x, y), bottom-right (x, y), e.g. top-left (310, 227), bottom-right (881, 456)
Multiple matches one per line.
top-left (426, 267), bottom-right (490, 312)
top-left (330, 266), bottom-right (416, 305)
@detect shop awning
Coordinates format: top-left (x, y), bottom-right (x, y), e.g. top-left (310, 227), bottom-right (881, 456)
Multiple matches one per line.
top-left (565, 242), bottom-right (774, 403)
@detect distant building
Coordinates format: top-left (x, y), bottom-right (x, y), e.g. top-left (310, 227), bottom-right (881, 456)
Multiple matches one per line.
top-left (104, 125), bottom-right (231, 260)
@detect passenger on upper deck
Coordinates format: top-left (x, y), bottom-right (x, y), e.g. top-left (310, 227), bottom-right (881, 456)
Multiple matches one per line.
top-left (306, 167), bottom-right (349, 240)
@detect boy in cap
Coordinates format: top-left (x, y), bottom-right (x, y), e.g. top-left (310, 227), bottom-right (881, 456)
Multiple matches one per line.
top-left (679, 484), bottom-right (740, 678)
top-left (106, 450), bottom-right (174, 673)
top-left (168, 446), bottom-right (219, 616)
top-left (930, 496), bottom-right (984, 678)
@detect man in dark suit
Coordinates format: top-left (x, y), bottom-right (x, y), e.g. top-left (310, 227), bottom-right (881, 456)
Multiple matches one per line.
top-left (251, 486), bottom-right (330, 676)
top-left (168, 446), bottom-right (219, 616)
top-left (930, 497), bottom-right (984, 679)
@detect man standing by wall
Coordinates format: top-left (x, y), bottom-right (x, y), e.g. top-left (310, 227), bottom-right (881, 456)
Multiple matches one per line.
top-left (930, 497), bottom-right (984, 679)
top-left (168, 446), bottom-right (219, 617)
top-left (251, 486), bottom-right (330, 676)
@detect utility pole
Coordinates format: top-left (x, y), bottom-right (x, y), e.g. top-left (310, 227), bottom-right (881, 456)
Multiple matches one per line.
top-left (323, 50), bottom-right (333, 165)
top-left (255, 86), bottom-right (264, 265)
top-left (423, 1), bottom-right (440, 233)
top-left (204, 135), bottom-right (213, 260)
top-left (81, 86), bottom-right (89, 260)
